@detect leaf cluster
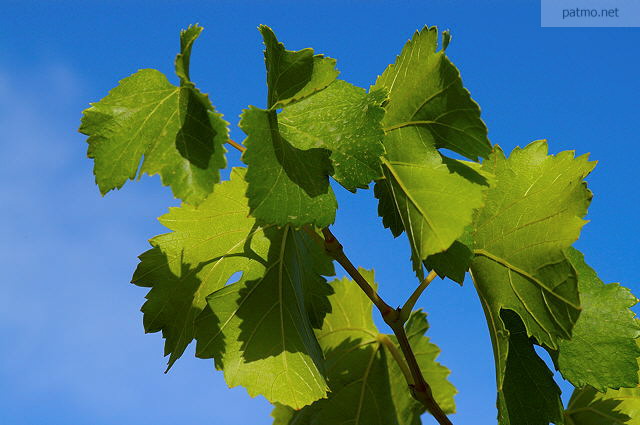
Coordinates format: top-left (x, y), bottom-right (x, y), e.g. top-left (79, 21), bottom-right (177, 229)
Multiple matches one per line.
top-left (79, 24), bottom-right (640, 424)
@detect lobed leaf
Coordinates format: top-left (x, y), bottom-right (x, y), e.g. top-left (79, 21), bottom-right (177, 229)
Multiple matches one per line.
top-left (278, 80), bottom-right (387, 191)
top-left (469, 140), bottom-right (596, 423)
top-left (272, 270), bottom-right (455, 424)
top-left (133, 168), bottom-right (337, 409)
top-left (556, 248), bottom-right (640, 391)
top-left (240, 106), bottom-right (337, 228)
top-left (564, 384), bottom-right (640, 425)
top-left (131, 168), bottom-right (272, 369)
top-left (79, 24), bottom-right (228, 205)
top-left (260, 25), bottom-right (339, 109)
top-left (195, 224), bottom-right (334, 409)
top-left (373, 26), bottom-right (492, 278)
top-left (374, 26), bottom-right (491, 161)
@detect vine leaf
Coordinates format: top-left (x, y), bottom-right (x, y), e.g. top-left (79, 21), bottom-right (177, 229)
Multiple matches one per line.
top-left (373, 26), bottom-right (492, 277)
top-left (271, 270), bottom-right (455, 424)
top-left (194, 224), bottom-right (335, 409)
top-left (278, 80), bottom-right (387, 191)
top-left (132, 168), bottom-right (337, 411)
top-left (79, 24), bottom-right (228, 205)
top-left (260, 25), bottom-right (339, 109)
top-left (556, 248), bottom-right (640, 391)
top-left (374, 26), bottom-right (491, 161)
top-left (131, 168), bottom-right (269, 369)
top-left (469, 141), bottom-right (595, 423)
top-left (564, 383), bottom-right (640, 425)
top-left (240, 106), bottom-right (337, 227)
top-left (497, 310), bottom-right (564, 425)
top-left (423, 236), bottom-right (473, 285)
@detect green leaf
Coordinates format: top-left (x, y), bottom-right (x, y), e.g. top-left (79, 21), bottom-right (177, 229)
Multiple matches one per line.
top-left (278, 80), bottom-right (387, 191)
top-left (131, 168), bottom-right (272, 369)
top-left (373, 26), bottom-right (491, 161)
top-left (132, 168), bottom-right (336, 409)
top-left (194, 223), bottom-right (335, 409)
top-left (240, 106), bottom-right (337, 227)
top-left (469, 141), bottom-right (595, 423)
top-left (372, 27), bottom-right (492, 277)
top-left (471, 140), bottom-right (594, 352)
top-left (423, 237), bottom-right (473, 285)
top-left (272, 270), bottom-right (456, 424)
top-left (79, 24), bottom-right (228, 205)
top-left (556, 248), bottom-right (640, 391)
top-left (564, 385), bottom-right (639, 425)
top-left (376, 141), bottom-right (489, 278)
top-left (260, 25), bottom-right (339, 109)
top-left (497, 310), bottom-right (564, 425)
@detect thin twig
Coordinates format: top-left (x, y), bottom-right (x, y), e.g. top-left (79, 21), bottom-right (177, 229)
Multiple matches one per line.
top-left (321, 227), bottom-right (453, 425)
top-left (391, 321), bottom-right (453, 425)
top-left (226, 139), bottom-right (246, 152)
top-left (321, 228), bottom-right (396, 320)
top-left (400, 270), bottom-right (438, 322)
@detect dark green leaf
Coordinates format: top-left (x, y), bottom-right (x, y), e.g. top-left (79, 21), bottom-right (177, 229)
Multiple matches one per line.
top-left (497, 310), bottom-right (564, 425)
top-left (260, 25), bottom-right (339, 109)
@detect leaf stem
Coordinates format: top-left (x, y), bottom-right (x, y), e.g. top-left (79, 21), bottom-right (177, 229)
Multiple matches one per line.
top-left (321, 228), bottom-right (396, 320)
top-left (400, 270), bottom-right (438, 322)
top-left (321, 227), bottom-right (453, 425)
top-left (390, 321), bottom-right (453, 425)
top-left (226, 139), bottom-right (246, 152)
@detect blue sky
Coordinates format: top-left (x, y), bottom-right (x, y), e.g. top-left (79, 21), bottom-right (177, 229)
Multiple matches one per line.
top-left (1, 1), bottom-right (638, 424)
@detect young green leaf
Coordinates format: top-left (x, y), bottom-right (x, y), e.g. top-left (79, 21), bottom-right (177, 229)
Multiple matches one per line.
top-left (260, 25), bottom-right (339, 109)
top-left (132, 168), bottom-right (336, 408)
top-left (373, 26), bottom-right (491, 161)
top-left (278, 80), bottom-right (387, 191)
top-left (195, 224), bottom-right (335, 409)
top-left (564, 385), bottom-right (639, 425)
top-left (373, 27), bottom-right (492, 277)
top-left (79, 24), bottom-right (228, 205)
top-left (469, 141), bottom-right (595, 423)
top-left (131, 168), bottom-right (276, 369)
top-left (271, 270), bottom-right (456, 424)
top-left (240, 106), bottom-right (337, 228)
top-left (471, 140), bottom-right (594, 349)
top-left (555, 248), bottom-right (640, 391)
top-left (375, 139), bottom-right (489, 278)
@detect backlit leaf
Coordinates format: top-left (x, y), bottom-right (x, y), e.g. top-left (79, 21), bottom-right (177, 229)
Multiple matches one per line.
top-left (373, 27), bottom-right (491, 277)
top-left (556, 248), bottom-right (640, 391)
top-left (272, 270), bottom-right (455, 424)
top-left (469, 140), bottom-right (595, 423)
top-left (79, 24), bottom-right (228, 204)
top-left (240, 106), bottom-right (337, 227)
top-left (195, 224), bottom-right (334, 409)
top-left (279, 80), bottom-right (387, 191)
